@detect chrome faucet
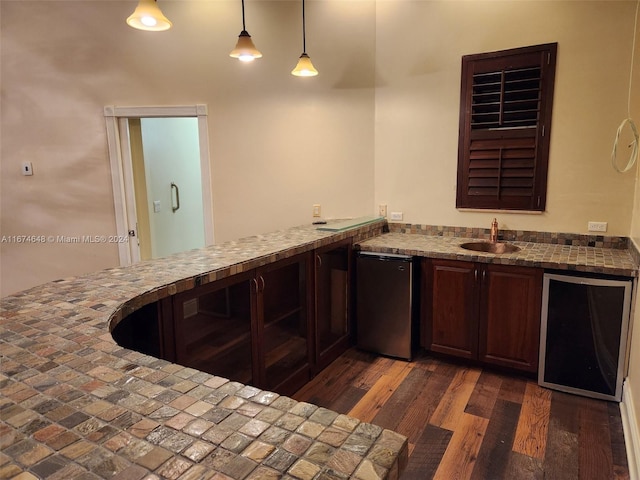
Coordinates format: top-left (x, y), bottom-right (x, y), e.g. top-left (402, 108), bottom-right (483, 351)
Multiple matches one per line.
top-left (490, 218), bottom-right (499, 243)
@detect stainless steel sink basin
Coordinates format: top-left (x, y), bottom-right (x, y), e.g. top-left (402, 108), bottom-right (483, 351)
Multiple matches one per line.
top-left (460, 241), bottom-right (520, 254)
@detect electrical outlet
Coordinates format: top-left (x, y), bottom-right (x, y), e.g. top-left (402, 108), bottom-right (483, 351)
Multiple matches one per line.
top-left (22, 162), bottom-right (33, 176)
top-left (390, 212), bottom-right (403, 221)
top-left (378, 204), bottom-right (387, 217)
top-left (588, 221), bottom-right (607, 232)
top-left (313, 204), bottom-right (321, 218)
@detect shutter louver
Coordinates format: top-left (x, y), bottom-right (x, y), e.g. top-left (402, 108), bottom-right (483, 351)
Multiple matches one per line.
top-left (468, 136), bottom-right (536, 198)
top-left (471, 67), bottom-right (541, 130)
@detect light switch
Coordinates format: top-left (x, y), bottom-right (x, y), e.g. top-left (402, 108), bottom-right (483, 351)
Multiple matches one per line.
top-left (153, 200), bottom-right (161, 213)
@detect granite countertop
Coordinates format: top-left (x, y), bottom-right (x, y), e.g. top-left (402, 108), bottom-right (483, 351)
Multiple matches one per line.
top-left (356, 232), bottom-right (639, 277)
top-left (1, 218), bottom-right (411, 480)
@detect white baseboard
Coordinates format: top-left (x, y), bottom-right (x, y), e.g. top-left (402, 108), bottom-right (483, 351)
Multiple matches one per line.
top-left (621, 379), bottom-right (640, 480)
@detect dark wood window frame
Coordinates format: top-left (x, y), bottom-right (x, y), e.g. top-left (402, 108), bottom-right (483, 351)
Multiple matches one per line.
top-left (456, 43), bottom-right (557, 211)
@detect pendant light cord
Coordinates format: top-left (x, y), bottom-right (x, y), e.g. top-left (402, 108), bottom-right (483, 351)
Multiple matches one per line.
top-left (612, 0), bottom-right (639, 173)
top-left (241, 0), bottom-right (246, 31)
top-left (302, 0), bottom-right (307, 54)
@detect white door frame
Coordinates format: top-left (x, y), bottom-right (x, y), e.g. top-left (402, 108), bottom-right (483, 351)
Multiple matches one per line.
top-left (104, 104), bottom-right (214, 266)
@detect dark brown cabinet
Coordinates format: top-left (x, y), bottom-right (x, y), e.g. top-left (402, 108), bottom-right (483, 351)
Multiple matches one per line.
top-left (313, 239), bottom-right (352, 372)
top-left (171, 272), bottom-right (255, 385)
top-left (257, 254), bottom-right (312, 393)
top-left (170, 253), bottom-right (312, 395)
top-left (422, 258), bottom-right (543, 373)
top-left (422, 260), bottom-right (479, 360)
top-left (112, 240), bottom-right (354, 395)
top-left (479, 264), bottom-right (543, 372)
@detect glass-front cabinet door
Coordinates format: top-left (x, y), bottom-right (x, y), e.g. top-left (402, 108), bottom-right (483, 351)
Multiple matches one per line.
top-left (173, 272), bottom-right (254, 385)
top-left (257, 253), bottom-right (312, 394)
top-left (314, 240), bottom-right (352, 371)
top-left (122, 241), bottom-right (354, 396)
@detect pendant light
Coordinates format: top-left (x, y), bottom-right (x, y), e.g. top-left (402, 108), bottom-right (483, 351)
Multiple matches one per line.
top-left (291, 0), bottom-right (318, 76)
top-left (126, 0), bottom-right (172, 31)
top-left (230, 0), bottom-right (262, 62)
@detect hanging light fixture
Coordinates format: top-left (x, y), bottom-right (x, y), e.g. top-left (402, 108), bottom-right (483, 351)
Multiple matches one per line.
top-left (229, 0), bottom-right (262, 62)
top-left (126, 0), bottom-right (172, 31)
top-left (291, 0), bottom-right (318, 76)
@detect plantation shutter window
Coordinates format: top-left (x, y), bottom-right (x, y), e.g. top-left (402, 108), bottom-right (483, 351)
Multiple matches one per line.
top-left (456, 43), bottom-right (557, 211)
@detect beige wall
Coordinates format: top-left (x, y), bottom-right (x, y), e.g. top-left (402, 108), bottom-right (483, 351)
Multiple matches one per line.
top-left (628, 113), bottom-right (640, 452)
top-left (0, 0), bottom-right (376, 296)
top-left (1, 1), bottom-right (638, 294)
top-left (374, 0), bottom-right (638, 234)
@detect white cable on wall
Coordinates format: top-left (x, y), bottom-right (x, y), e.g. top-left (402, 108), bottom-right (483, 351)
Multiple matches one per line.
top-left (612, 0), bottom-right (640, 174)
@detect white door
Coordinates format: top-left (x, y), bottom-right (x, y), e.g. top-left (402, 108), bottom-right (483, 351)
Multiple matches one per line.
top-left (105, 105), bottom-right (214, 266)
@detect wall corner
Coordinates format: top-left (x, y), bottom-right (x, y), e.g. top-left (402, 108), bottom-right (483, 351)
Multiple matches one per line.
top-left (622, 378), bottom-right (640, 480)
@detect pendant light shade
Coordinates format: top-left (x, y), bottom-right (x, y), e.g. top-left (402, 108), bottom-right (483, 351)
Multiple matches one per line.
top-left (292, 53), bottom-right (318, 77)
top-left (126, 0), bottom-right (172, 31)
top-left (230, 0), bottom-right (262, 62)
top-left (230, 31), bottom-right (262, 62)
top-left (291, 0), bottom-right (318, 76)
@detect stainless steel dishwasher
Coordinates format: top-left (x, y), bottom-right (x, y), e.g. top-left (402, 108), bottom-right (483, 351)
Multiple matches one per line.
top-left (356, 252), bottom-right (415, 360)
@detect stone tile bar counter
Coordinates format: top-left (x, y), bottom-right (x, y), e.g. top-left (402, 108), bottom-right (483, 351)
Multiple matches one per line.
top-left (2, 217), bottom-right (638, 479)
top-left (358, 229), bottom-right (638, 277)
top-left (1, 219), bottom-right (411, 480)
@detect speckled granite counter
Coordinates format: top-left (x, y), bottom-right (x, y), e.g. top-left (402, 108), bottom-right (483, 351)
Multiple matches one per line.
top-left (356, 232), bottom-right (638, 277)
top-left (0, 219), bottom-right (410, 480)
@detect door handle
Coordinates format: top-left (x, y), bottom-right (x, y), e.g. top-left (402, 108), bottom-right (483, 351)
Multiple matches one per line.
top-left (171, 182), bottom-right (180, 213)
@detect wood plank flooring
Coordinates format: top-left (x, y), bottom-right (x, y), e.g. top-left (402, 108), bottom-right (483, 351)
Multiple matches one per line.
top-left (292, 349), bottom-right (630, 480)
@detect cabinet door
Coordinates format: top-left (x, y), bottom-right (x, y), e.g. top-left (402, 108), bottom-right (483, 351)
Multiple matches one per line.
top-left (479, 264), bottom-right (543, 372)
top-left (423, 259), bottom-right (479, 359)
top-left (172, 272), bottom-right (254, 385)
top-left (257, 253), bottom-right (312, 395)
top-left (314, 240), bottom-right (352, 372)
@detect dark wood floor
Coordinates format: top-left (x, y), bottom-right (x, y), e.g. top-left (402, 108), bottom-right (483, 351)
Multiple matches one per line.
top-left (293, 349), bottom-right (630, 480)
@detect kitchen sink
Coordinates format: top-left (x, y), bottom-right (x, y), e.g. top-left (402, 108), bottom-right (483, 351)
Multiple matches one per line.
top-left (459, 241), bottom-right (520, 254)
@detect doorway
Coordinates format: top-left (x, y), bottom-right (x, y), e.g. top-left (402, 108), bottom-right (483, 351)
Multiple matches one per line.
top-left (105, 105), bottom-right (214, 265)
